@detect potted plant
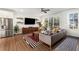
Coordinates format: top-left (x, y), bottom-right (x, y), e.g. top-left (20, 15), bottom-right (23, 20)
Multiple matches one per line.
top-left (14, 25), bottom-right (19, 35)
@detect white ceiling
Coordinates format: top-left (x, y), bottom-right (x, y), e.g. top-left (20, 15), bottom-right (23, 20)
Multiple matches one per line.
top-left (0, 8), bottom-right (71, 17)
top-left (11, 8), bottom-right (70, 14)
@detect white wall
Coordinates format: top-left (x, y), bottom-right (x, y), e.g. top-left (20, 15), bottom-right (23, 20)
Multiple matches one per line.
top-left (13, 13), bottom-right (40, 28)
top-left (53, 9), bottom-right (79, 37)
top-left (0, 10), bottom-right (14, 18)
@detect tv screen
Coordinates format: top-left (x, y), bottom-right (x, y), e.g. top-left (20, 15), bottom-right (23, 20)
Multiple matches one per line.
top-left (25, 18), bottom-right (35, 24)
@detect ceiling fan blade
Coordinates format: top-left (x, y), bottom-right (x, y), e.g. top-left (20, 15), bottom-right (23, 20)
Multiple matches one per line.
top-left (41, 8), bottom-right (50, 13)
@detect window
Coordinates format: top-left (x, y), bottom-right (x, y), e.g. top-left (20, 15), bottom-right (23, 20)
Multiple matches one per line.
top-left (69, 13), bottom-right (78, 29)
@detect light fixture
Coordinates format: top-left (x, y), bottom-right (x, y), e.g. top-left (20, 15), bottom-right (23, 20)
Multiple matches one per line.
top-left (41, 8), bottom-right (50, 13)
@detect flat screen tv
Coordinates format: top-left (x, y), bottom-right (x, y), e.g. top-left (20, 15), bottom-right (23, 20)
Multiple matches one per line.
top-left (25, 18), bottom-right (35, 25)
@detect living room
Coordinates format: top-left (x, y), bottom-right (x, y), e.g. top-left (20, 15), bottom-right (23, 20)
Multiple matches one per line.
top-left (0, 8), bottom-right (79, 51)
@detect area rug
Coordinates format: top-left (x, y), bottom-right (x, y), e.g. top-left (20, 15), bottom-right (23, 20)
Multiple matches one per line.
top-left (24, 36), bottom-right (40, 48)
top-left (54, 37), bottom-right (77, 51)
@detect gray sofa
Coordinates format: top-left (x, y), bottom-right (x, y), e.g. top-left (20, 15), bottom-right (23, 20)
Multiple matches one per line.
top-left (51, 30), bottom-right (67, 46)
top-left (39, 29), bottom-right (67, 47)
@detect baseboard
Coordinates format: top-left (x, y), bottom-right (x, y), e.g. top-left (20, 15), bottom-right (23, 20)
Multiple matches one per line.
top-left (67, 35), bottom-right (79, 39)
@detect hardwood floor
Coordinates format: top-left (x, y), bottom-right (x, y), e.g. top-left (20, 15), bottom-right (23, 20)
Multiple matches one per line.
top-left (0, 35), bottom-right (79, 51)
top-left (0, 35), bottom-right (49, 51)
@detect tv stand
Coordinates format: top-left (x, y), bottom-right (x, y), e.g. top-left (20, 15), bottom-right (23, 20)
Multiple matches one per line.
top-left (22, 27), bottom-right (38, 34)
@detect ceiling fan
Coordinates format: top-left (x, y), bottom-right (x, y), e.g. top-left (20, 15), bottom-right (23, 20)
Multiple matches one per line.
top-left (41, 8), bottom-right (50, 13)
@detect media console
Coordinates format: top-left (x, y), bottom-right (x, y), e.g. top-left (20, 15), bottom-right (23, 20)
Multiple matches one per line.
top-left (22, 27), bottom-right (38, 34)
